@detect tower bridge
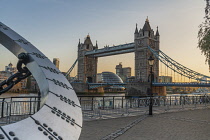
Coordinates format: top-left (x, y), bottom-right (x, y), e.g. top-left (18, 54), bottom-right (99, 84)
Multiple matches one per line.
top-left (77, 18), bottom-right (160, 85)
top-left (71, 18), bottom-right (210, 95)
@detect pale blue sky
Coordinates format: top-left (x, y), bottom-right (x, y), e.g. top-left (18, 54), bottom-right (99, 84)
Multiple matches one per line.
top-left (0, 0), bottom-right (208, 76)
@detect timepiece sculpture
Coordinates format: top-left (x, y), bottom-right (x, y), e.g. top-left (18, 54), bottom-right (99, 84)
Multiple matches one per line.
top-left (0, 22), bottom-right (82, 140)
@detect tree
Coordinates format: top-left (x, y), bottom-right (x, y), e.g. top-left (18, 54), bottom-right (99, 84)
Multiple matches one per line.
top-left (198, 0), bottom-right (210, 72)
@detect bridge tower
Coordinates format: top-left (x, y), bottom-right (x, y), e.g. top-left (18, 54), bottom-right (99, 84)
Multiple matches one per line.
top-left (134, 18), bottom-right (160, 82)
top-left (77, 35), bottom-right (98, 83)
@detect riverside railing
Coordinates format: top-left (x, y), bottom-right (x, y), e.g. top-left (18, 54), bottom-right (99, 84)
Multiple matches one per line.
top-left (0, 95), bottom-right (209, 123)
top-left (0, 96), bottom-right (40, 125)
top-left (78, 95), bottom-right (210, 120)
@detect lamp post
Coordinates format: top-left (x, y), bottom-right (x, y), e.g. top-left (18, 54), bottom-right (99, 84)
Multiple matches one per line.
top-left (148, 56), bottom-right (154, 115)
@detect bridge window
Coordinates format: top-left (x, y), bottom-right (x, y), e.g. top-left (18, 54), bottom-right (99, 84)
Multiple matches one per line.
top-left (87, 77), bottom-right (93, 83)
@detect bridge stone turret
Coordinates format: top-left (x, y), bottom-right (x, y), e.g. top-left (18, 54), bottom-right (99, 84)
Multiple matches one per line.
top-left (77, 35), bottom-right (98, 83)
top-left (134, 17), bottom-right (159, 82)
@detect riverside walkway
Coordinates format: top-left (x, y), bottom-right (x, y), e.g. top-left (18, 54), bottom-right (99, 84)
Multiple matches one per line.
top-left (0, 95), bottom-right (208, 139)
top-left (80, 108), bottom-right (210, 140)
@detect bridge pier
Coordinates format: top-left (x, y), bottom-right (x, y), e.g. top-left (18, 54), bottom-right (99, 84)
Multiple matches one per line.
top-left (126, 82), bottom-right (166, 96)
top-left (126, 82), bottom-right (150, 96)
top-left (71, 83), bottom-right (89, 93)
top-left (153, 86), bottom-right (167, 96)
top-left (71, 83), bottom-right (105, 93)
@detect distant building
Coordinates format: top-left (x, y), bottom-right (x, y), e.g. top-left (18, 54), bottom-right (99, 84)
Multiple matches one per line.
top-left (96, 73), bottom-right (103, 83)
top-left (97, 72), bottom-right (124, 91)
top-left (0, 63), bottom-right (27, 92)
top-left (5, 62), bottom-right (17, 73)
top-left (159, 76), bottom-right (172, 83)
top-left (126, 76), bottom-right (136, 82)
top-left (0, 63), bottom-right (31, 92)
top-left (53, 58), bottom-right (60, 69)
top-left (115, 62), bottom-right (131, 82)
top-left (97, 72), bottom-right (123, 83)
top-left (0, 71), bottom-right (12, 82)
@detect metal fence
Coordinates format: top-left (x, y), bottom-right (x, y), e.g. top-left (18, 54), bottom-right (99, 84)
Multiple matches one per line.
top-left (0, 96), bottom-right (40, 125)
top-left (78, 95), bottom-right (210, 120)
top-left (0, 95), bottom-right (209, 124)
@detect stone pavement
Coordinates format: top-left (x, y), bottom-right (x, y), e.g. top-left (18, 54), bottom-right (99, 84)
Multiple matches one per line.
top-left (79, 108), bottom-right (210, 140)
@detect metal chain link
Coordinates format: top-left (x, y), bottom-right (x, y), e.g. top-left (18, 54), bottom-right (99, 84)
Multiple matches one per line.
top-left (0, 53), bottom-right (31, 94)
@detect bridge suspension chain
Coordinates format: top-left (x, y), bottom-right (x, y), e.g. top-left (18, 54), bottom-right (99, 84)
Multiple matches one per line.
top-left (159, 49), bottom-right (202, 79)
top-left (66, 58), bottom-right (78, 78)
top-left (148, 46), bottom-right (210, 83)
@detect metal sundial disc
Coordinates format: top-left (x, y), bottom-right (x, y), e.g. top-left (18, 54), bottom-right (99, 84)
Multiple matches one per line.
top-left (0, 22), bottom-right (82, 140)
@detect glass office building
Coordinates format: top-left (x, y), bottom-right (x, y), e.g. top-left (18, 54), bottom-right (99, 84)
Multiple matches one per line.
top-left (97, 72), bottom-right (125, 91)
top-left (97, 72), bottom-right (123, 83)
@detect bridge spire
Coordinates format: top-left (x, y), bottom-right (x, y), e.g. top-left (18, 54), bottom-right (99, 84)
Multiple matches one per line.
top-left (78, 39), bottom-right (80, 47)
top-left (134, 23), bottom-right (139, 39)
top-left (95, 40), bottom-right (98, 49)
top-left (135, 23), bottom-right (138, 34)
top-left (143, 17), bottom-right (151, 31)
top-left (84, 33), bottom-right (92, 45)
top-left (155, 26), bottom-right (160, 36)
top-left (146, 16), bottom-right (149, 22)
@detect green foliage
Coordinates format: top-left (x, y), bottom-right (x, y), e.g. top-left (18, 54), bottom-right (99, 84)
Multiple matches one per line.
top-left (198, 0), bottom-right (210, 71)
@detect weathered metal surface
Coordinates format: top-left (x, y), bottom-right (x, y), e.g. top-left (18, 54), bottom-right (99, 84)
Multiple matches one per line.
top-left (0, 22), bottom-right (82, 139)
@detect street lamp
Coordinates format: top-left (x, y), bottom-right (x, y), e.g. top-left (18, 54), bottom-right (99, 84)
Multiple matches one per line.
top-left (148, 55), bottom-right (154, 115)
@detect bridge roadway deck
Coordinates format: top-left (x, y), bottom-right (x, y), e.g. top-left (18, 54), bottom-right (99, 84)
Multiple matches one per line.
top-left (85, 43), bottom-right (135, 57)
top-left (88, 82), bottom-right (210, 88)
top-left (80, 108), bottom-right (210, 140)
top-left (153, 82), bottom-right (210, 87)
